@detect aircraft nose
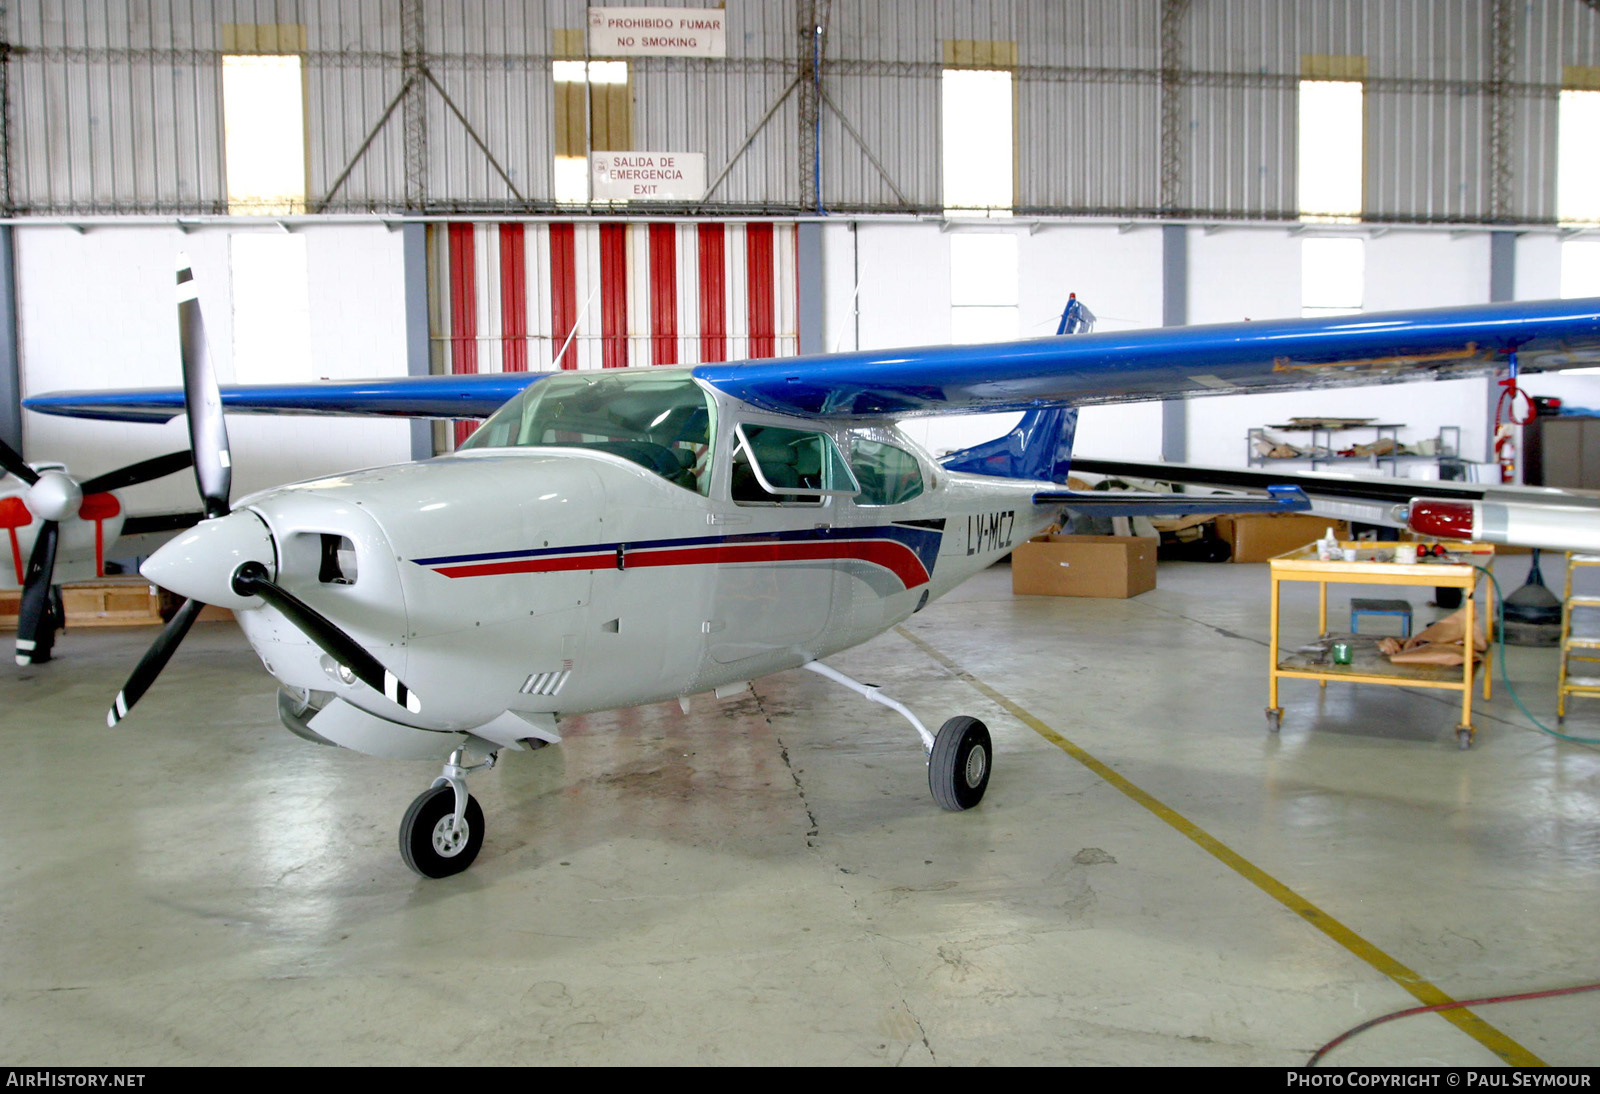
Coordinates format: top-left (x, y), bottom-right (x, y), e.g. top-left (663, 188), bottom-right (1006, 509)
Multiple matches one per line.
top-left (141, 509), bottom-right (276, 609)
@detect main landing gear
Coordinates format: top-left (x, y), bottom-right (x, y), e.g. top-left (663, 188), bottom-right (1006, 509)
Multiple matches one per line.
top-left (803, 661), bottom-right (991, 811)
top-left (400, 747), bottom-right (496, 878)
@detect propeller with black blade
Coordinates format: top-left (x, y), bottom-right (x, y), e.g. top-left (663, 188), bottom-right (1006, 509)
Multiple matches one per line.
top-left (108, 255), bottom-right (422, 724)
top-left (4, 435), bottom-right (193, 665)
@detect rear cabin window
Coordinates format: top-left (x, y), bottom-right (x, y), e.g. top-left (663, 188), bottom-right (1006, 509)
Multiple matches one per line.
top-left (460, 371), bottom-right (714, 495)
top-left (848, 437), bottom-right (925, 506)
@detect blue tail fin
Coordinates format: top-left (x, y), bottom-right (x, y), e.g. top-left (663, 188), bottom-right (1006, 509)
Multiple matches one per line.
top-left (940, 292), bottom-right (1091, 482)
top-left (940, 407), bottom-right (1078, 483)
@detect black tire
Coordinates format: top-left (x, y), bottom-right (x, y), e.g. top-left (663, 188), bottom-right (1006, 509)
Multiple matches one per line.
top-left (399, 784), bottom-right (485, 878)
top-left (929, 716), bottom-right (991, 811)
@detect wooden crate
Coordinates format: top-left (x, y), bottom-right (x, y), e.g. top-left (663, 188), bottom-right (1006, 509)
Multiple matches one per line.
top-left (0, 578), bottom-right (165, 628)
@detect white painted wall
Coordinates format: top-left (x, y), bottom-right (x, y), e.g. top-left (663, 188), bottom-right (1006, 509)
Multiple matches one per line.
top-left (16, 223), bottom-right (412, 514)
top-left (1185, 227), bottom-right (1498, 475)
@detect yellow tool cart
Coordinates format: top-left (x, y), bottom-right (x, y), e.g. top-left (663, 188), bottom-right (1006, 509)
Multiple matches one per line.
top-left (1266, 541), bottom-right (1495, 748)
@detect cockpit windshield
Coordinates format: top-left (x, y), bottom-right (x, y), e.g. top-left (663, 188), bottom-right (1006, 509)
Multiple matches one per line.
top-left (458, 370), bottom-right (716, 494)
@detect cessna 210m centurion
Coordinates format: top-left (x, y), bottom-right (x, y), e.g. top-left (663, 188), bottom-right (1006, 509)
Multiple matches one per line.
top-left (22, 260), bottom-right (1600, 877)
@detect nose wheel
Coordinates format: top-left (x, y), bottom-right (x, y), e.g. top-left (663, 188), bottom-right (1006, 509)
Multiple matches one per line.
top-left (399, 784), bottom-right (484, 878)
top-left (399, 748), bottom-right (493, 878)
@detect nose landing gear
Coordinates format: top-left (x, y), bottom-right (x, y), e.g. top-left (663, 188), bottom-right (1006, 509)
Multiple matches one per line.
top-left (400, 748), bottom-right (496, 878)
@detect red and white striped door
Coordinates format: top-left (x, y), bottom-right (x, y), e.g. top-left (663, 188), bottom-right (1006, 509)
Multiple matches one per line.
top-left (433, 221), bottom-right (798, 444)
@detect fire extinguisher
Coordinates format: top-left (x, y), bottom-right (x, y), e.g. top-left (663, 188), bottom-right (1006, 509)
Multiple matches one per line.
top-left (1494, 422), bottom-right (1517, 483)
top-left (1494, 359), bottom-right (1534, 484)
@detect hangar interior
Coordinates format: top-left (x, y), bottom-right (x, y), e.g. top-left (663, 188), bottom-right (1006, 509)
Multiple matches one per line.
top-left (2, 0), bottom-right (1599, 1067)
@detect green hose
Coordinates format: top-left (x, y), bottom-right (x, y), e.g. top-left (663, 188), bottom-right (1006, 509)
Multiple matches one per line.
top-left (1475, 563), bottom-right (1600, 745)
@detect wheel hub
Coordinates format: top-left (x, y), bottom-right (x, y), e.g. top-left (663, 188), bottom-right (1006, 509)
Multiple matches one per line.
top-left (964, 744), bottom-right (987, 788)
top-left (431, 814), bottom-right (470, 858)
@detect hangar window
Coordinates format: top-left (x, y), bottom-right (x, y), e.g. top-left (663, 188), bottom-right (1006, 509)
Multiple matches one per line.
top-left (1301, 237), bottom-right (1364, 318)
top-left (1559, 84), bottom-right (1600, 225)
top-left (222, 55), bottom-right (307, 215)
top-left (941, 41), bottom-right (1016, 218)
top-left (221, 25), bottom-right (309, 215)
top-left (1558, 75), bottom-right (1600, 305)
top-left (1298, 57), bottom-right (1366, 223)
top-left (950, 233), bottom-right (1018, 343)
top-left (231, 233), bottom-right (313, 383)
top-left (553, 57), bottom-right (632, 204)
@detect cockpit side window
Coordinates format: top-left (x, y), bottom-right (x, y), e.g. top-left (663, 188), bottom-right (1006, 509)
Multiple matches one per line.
top-left (459, 372), bottom-right (715, 495)
top-left (731, 424), bottom-right (859, 506)
top-left (847, 435), bottom-right (926, 506)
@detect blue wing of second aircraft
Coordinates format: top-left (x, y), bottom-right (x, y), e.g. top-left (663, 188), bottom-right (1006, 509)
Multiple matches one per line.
top-left (23, 297), bottom-right (1600, 424)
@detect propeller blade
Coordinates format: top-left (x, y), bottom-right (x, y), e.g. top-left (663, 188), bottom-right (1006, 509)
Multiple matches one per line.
top-left (80, 450), bottom-right (194, 495)
top-left (15, 519), bottom-right (59, 665)
top-left (176, 257), bottom-right (232, 519)
top-left (232, 562), bottom-right (421, 714)
top-left (0, 436), bottom-right (39, 487)
top-left (107, 597), bottom-right (204, 726)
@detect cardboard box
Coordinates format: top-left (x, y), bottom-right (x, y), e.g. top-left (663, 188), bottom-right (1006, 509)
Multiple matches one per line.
top-left (1214, 515), bottom-right (1349, 564)
top-left (1011, 534), bottom-right (1157, 598)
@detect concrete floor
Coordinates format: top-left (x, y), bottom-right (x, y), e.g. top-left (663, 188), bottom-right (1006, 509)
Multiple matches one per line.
top-left (2, 555), bottom-right (1598, 1066)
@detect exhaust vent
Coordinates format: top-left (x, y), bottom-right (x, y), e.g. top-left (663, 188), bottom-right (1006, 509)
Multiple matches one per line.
top-left (520, 669), bottom-right (571, 697)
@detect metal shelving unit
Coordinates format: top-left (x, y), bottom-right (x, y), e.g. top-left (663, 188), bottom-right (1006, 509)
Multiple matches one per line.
top-left (1247, 424), bottom-right (1462, 477)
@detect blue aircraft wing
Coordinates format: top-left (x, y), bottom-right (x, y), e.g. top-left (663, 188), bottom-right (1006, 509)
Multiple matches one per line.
top-left (23, 373), bottom-right (544, 423)
top-left (23, 297), bottom-right (1600, 424)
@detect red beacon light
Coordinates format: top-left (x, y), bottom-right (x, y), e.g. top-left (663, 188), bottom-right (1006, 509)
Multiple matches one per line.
top-left (1407, 499), bottom-right (1475, 541)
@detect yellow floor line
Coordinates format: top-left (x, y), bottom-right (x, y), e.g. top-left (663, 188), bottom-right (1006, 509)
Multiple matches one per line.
top-left (897, 626), bottom-right (1544, 1067)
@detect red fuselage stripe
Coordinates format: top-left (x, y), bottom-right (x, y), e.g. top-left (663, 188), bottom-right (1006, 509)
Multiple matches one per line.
top-left (432, 540), bottom-right (930, 589)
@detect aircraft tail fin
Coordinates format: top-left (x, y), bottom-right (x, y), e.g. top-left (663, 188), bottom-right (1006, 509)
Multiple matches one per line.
top-left (941, 292), bottom-right (1091, 482)
top-left (940, 407), bottom-right (1078, 483)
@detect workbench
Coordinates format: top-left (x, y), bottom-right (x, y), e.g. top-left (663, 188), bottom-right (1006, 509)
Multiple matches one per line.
top-left (1266, 541), bottom-right (1495, 749)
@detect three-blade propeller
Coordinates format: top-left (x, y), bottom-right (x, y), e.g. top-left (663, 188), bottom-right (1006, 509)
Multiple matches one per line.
top-left (108, 257), bottom-right (421, 726)
top-left (3, 434), bottom-right (191, 665)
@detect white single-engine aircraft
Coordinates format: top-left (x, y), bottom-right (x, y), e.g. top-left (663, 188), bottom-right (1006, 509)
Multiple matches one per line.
top-left (22, 259), bottom-right (1600, 877)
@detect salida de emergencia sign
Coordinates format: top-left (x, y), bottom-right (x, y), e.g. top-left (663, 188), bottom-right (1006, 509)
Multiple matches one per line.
top-left (592, 151), bottom-right (707, 201)
top-left (588, 7), bottom-right (726, 58)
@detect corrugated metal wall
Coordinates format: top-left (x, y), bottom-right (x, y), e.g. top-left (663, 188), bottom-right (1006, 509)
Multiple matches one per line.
top-left (6, 0), bottom-right (1600, 223)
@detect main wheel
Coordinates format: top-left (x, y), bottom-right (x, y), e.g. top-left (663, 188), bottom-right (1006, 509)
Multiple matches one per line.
top-left (929, 716), bottom-right (991, 811)
top-left (399, 784), bottom-right (485, 878)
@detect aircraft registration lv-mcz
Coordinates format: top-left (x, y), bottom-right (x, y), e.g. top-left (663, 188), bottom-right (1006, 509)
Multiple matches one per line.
top-left (21, 258), bottom-right (1600, 877)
